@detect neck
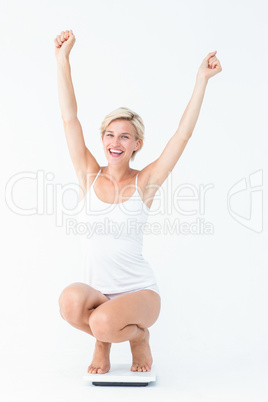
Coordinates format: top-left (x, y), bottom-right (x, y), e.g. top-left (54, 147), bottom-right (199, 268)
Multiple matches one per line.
top-left (102, 164), bottom-right (132, 182)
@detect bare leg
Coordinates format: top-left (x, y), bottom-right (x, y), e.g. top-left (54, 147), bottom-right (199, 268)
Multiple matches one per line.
top-left (129, 328), bottom-right (152, 372)
top-left (89, 290), bottom-right (161, 372)
top-left (58, 282), bottom-right (112, 374)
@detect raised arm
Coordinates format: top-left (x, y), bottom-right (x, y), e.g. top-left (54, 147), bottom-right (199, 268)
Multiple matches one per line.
top-left (54, 30), bottom-right (99, 177)
top-left (146, 51), bottom-right (222, 188)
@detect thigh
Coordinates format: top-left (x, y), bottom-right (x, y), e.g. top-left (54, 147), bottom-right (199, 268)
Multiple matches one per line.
top-left (59, 282), bottom-right (110, 311)
top-left (89, 289), bottom-right (161, 330)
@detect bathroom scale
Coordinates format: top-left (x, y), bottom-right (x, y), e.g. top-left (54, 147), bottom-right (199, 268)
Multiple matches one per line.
top-left (83, 363), bottom-right (157, 386)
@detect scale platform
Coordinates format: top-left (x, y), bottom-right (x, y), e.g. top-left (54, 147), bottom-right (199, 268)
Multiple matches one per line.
top-left (83, 363), bottom-right (157, 387)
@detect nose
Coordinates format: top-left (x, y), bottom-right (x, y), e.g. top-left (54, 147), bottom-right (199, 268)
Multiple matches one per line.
top-left (111, 138), bottom-right (122, 147)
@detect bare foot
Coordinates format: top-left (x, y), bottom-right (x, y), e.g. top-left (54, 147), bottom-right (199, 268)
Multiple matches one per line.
top-left (129, 328), bottom-right (153, 372)
top-left (87, 340), bottom-right (111, 374)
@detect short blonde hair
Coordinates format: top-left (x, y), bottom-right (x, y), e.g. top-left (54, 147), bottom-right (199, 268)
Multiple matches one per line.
top-left (99, 106), bottom-right (144, 161)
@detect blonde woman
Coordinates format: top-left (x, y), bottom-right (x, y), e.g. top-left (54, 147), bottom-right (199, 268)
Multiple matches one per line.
top-left (54, 30), bottom-right (222, 375)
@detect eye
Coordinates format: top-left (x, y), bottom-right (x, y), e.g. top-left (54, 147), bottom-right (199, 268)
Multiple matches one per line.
top-left (107, 134), bottom-right (128, 139)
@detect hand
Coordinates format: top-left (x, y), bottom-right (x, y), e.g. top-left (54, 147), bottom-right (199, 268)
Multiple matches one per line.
top-left (197, 51), bottom-right (222, 81)
top-left (54, 30), bottom-right (76, 60)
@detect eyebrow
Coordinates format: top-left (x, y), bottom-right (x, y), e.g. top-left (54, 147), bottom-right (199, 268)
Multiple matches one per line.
top-left (106, 131), bottom-right (131, 136)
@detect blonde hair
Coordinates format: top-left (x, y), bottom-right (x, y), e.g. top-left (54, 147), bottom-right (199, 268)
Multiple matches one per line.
top-left (99, 107), bottom-right (144, 161)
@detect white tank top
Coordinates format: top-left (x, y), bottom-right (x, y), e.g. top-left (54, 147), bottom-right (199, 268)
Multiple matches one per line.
top-left (77, 168), bottom-right (159, 294)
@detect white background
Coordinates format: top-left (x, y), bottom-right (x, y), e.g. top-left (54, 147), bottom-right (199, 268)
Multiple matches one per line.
top-left (1, 0), bottom-right (267, 401)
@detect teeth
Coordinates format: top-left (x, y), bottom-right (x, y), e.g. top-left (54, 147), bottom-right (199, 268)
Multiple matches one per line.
top-left (110, 149), bottom-right (123, 153)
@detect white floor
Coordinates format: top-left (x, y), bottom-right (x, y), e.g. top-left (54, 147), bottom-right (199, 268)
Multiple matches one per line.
top-left (1, 348), bottom-right (267, 402)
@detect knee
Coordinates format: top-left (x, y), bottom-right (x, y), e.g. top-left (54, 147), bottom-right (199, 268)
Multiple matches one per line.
top-left (89, 311), bottom-right (114, 342)
top-left (58, 285), bottom-right (84, 324)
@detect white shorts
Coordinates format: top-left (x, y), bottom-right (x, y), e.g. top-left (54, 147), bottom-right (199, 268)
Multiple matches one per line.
top-left (104, 283), bottom-right (160, 300)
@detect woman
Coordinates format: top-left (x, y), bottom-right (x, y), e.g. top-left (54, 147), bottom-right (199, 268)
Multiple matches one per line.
top-left (54, 30), bottom-right (222, 375)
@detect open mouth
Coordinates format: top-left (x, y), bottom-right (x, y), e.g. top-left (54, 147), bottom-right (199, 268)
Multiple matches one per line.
top-left (109, 149), bottom-right (124, 157)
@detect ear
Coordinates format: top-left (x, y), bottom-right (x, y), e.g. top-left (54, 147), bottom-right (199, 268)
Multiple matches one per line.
top-left (134, 138), bottom-right (142, 151)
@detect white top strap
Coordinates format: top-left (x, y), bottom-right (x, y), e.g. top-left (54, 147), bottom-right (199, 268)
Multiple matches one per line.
top-left (92, 168), bottom-right (102, 187)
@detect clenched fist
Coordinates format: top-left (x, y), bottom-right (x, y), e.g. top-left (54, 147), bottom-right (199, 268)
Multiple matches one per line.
top-left (197, 51), bottom-right (222, 81)
top-left (54, 30), bottom-right (76, 60)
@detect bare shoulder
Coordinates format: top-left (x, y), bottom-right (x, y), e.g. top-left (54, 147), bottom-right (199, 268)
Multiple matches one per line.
top-left (136, 163), bottom-right (159, 209)
top-left (77, 165), bottom-right (101, 201)
top-left (136, 161), bottom-right (156, 186)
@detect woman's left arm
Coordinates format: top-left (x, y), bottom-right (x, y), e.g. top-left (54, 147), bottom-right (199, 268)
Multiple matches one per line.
top-left (148, 51), bottom-right (222, 187)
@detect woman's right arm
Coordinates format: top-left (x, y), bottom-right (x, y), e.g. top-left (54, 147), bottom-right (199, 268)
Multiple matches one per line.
top-left (54, 30), bottom-right (99, 177)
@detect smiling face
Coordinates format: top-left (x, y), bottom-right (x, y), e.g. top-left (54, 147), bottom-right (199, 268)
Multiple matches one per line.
top-left (102, 119), bottom-right (142, 164)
